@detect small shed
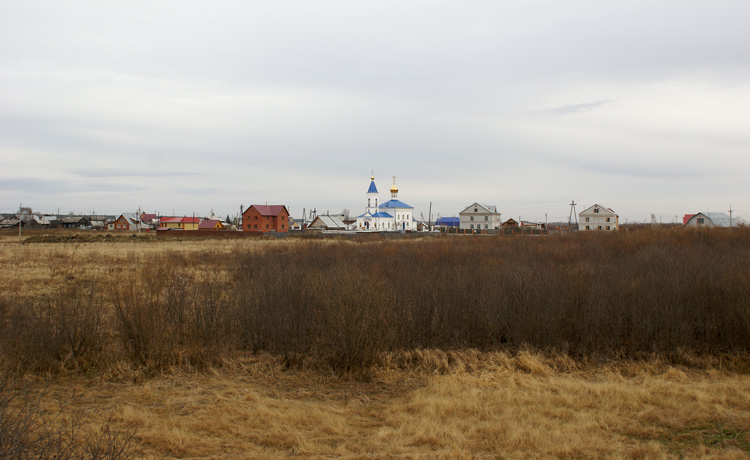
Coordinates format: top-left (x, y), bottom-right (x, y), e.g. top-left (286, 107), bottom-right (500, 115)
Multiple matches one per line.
top-left (308, 215), bottom-right (347, 230)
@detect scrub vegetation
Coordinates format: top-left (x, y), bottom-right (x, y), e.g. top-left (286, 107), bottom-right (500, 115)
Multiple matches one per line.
top-left (0, 229), bottom-right (748, 458)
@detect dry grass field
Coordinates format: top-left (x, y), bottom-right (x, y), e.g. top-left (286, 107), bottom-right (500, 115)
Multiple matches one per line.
top-left (1, 229), bottom-right (749, 459)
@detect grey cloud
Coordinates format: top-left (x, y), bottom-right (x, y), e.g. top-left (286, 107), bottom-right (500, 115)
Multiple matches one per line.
top-left (535, 100), bottom-right (615, 117)
top-left (71, 169), bottom-right (199, 178)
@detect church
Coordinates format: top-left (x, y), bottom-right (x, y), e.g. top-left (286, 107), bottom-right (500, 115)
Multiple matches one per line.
top-left (356, 174), bottom-right (415, 231)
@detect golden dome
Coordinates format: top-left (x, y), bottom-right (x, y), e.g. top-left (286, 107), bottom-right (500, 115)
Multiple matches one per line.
top-left (390, 176), bottom-right (398, 193)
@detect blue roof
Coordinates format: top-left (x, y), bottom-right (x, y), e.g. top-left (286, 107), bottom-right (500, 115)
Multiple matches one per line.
top-left (436, 217), bottom-right (459, 226)
top-left (357, 211), bottom-right (394, 218)
top-left (367, 181), bottom-right (378, 194)
top-left (379, 199), bottom-right (413, 209)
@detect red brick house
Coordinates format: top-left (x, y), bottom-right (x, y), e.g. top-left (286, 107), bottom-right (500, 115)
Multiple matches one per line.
top-left (242, 205), bottom-right (289, 232)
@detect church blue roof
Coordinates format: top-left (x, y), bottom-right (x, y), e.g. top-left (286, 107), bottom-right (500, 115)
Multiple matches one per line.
top-left (367, 181), bottom-right (378, 194)
top-left (357, 211), bottom-right (394, 218)
top-left (379, 199), bottom-right (413, 209)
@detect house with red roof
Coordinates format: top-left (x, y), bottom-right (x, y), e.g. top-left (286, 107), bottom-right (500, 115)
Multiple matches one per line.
top-left (158, 217), bottom-right (201, 231)
top-left (242, 205), bottom-right (289, 232)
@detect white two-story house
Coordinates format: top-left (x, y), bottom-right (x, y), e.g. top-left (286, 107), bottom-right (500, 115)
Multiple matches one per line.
top-left (579, 204), bottom-right (618, 231)
top-left (459, 203), bottom-right (501, 231)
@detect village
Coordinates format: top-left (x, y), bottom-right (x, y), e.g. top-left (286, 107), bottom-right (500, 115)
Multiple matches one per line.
top-left (0, 174), bottom-right (743, 235)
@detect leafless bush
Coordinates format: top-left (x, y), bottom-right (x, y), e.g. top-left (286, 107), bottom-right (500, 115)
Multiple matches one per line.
top-left (3, 229), bottom-right (749, 375)
top-left (0, 376), bottom-right (136, 459)
top-left (0, 283), bottom-right (104, 372)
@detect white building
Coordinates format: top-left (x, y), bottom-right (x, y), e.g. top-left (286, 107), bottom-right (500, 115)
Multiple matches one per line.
top-left (356, 175), bottom-right (414, 231)
top-left (684, 212), bottom-right (741, 228)
top-left (579, 204), bottom-right (618, 231)
top-left (459, 203), bottom-right (501, 231)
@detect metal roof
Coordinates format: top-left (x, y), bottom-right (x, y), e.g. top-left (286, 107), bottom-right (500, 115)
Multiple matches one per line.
top-left (249, 205), bottom-right (288, 216)
top-left (435, 217), bottom-right (460, 226)
top-left (310, 215), bottom-right (346, 229)
top-left (379, 199), bottom-right (413, 209)
top-left (460, 202), bottom-right (499, 214)
top-left (367, 181), bottom-right (378, 194)
top-left (198, 219), bottom-right (223, 229)
top-left (689, 212), bottom-right (734, 227)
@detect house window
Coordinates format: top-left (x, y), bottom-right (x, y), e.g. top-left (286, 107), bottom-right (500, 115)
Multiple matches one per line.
top-left (594, 208), bottom-right (599, 213)
top-left (484, 216), bottom-right (488, 221)
top-left (254, 216), bottom-right (258, 220)
top-left (606, 217), bottom-right (610, 222)
top-left (254, 224), bottom-right (257, 229)
top-left (266, 225), bottom-right (269, 229)
top-left (585, 217), bottom-right (590, 222)
top-left (470, 224), bottom-right (474, 229)
top-left (586, 226), bottom-right (590, 230)
top-left (598, 226), bottom-right (602, 230)
top-left (697, 218), bottom-right (704, 224)
top-left (606, 226), bottom-right (611, 230)
top-left (281, 224), bottom-right (284, 229)
top-left (485, 224), bottom-right (488, 229)
top-left (474, 208), bottom-right (478, 212)
top-left (470, 216), bottom-right (474, 221)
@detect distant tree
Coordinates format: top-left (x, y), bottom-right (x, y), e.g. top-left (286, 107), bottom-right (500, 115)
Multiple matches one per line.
top-left (226, 214), bottom-right (232, 224)
top-left (341, 208), bottom-right (351, 220)
top-left (18, 206), bottom-right (33, 222)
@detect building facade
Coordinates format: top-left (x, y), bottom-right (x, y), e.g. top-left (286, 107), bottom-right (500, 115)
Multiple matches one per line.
top-left (579, 204), bottom-right (619, 231)
top-left (356, 175), bottom-right (414, 231)
top-left (242, 205), bottom-right (289, 232)
top-left (459, 203), bottom-right (501, 231)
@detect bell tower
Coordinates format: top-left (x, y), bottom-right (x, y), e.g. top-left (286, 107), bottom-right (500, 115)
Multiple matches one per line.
top-left (366, 171), bottom-right (379, 215)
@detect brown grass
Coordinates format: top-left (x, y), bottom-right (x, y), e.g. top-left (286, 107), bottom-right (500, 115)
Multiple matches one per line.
top-left (1, 229), bottom-right (749, 458)
top-left (12, 350), bottom-right (750, 459)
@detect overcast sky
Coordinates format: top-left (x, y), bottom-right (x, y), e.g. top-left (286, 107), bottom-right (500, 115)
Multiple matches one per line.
top-left (2, 1), bottom-right (749, 223)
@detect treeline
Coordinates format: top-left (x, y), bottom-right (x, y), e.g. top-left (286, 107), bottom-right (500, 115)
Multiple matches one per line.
top-left (1, 229), bottom-right (749, 374)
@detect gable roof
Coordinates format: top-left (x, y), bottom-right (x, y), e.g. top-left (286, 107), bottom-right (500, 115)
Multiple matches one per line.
top-left (579, 204), bottom-right (617, 217)
top-left (459, 203), bottom-right (498, 215)
top-left (61, 216), bottom-right (90, 224)
top-left (249, 205), bottom-right (288, 216)
top-left (161, 216), bottom-right (200, 224)
top-left (310, 215), bottom-right (346, 229)
top-left (199, 219), bottom-right (223, 229)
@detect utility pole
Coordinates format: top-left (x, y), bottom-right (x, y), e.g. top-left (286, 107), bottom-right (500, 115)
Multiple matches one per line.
top-left (729, 205), bottom-right (733, 229)
top-left (428, 202), bottom-right (432, 231)
top-left (567, 201), bottom-right (578, 234)
top-left (18, 202), bottom-right (22, 241)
